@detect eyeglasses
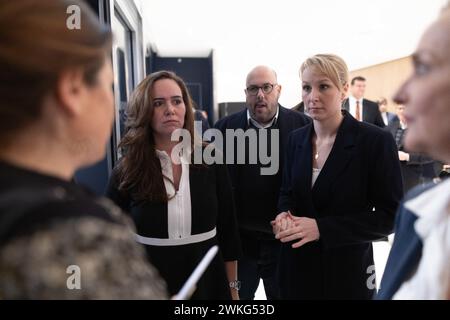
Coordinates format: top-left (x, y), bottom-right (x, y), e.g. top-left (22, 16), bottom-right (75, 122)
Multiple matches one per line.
top-left (246, 83), bottom-right (277, 96)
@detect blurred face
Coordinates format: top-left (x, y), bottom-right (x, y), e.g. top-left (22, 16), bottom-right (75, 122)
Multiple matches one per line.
top-left (395, 104), bottom-right (406, 124)
top-left (393, 15), bottom-right (450, 160)
top-left (150, 79), bottom-right (186, 142)
top-left (302, 66), bottom-right (345, 121)
top-left (245, 67), bottom-right (281, 124)
top-left (78, 60), bottom-right (114, 164)
top-left (350, 80), bottom-right (366, 99)
top-left (379, 102), bottom-right (388, 113)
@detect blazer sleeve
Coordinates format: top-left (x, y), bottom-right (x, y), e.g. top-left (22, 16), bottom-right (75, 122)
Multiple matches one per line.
top-left (278, 132), bottom-right (295, 213)
top-left (407, 152), bottom-right (434, 166)
top-left (373, 104), bottom-right (386, 128)
top-left (105, 169), bottom-right (132, 214)
top-left (317, 130), bottom-right (403, 247)
top-left (214, 163), bottom-right (242, 261)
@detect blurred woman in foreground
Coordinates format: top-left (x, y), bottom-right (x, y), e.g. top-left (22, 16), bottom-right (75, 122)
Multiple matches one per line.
top-left (0, 0), bottom-right (167, 299)
top-left (378, 3), bottom-right (450, 299)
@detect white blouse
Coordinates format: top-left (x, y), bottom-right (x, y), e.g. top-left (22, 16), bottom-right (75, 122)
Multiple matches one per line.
top-left (156, 150), bottom-right (192, 239)
top-left (393, 178), bottom-right (450, 300)
top-left (312, 168), bottom-right (321, 187)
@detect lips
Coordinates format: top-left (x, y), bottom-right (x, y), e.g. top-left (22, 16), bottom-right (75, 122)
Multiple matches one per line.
top-left (163, 119), bottom-right (180, 125)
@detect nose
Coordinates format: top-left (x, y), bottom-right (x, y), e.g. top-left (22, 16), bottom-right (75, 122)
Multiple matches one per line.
top-left (256, 88), bottom-right (265, 99)
top-left (310, 87), bottom-right (320, 102)
top-left (164, 102), bottom-right (176, 115)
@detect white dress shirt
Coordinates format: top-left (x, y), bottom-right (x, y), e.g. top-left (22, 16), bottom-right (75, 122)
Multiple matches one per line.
top-left (381, 112), bottom-right (389, 126)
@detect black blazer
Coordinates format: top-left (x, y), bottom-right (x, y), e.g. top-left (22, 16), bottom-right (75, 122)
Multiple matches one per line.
top-left (277, 111), bottom-right (403, 299)
top-left (214, 106), bottom-right (311, 238)
top-left (343, 98), bottom-right (385, 128)
top-left (214, 105), bottom-right (311, 192)
top-left (386, 118), bottom-right (436, 193)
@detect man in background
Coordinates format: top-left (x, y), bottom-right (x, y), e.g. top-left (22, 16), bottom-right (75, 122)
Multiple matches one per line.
top-left (343, 76), bottom-right (385, 127)
top-left (215, 65), bottom-right (310, 299)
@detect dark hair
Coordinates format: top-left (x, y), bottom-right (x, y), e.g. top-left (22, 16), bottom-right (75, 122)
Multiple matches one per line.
top-left (0, 0), bottom-right (112, 142)
top-left (116, 71), bottom-right (196, 202)
top-left (351, 76), bottom-right (366, 85)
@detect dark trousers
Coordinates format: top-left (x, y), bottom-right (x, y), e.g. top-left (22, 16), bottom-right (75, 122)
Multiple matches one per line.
top-left (238, 237), bottom-right (280, 300)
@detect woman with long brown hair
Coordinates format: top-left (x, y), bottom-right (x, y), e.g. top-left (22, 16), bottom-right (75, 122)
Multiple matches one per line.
top-left (0, 0), bottom-right (167, 299)
top-left (106, 71), bottom-right (241, 300)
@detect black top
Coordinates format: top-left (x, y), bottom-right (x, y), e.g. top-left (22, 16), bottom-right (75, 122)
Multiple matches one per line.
top-left (106, 161), bottom-right (241, 299)
top-left (386, 118), bottom-right (437, 193)
top-left (0, 160), bottom-right (167, 299)
top-left (342, 98), bottom-right (385, 128)
top-left (214, 106), bottom-right (311, 244)
top-left (278, 111), bottom-right (403, 299)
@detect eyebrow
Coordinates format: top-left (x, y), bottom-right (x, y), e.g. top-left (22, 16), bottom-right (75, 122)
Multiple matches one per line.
top-left (302, 78), bottom-right (332, 84)
top-left (152, 95), bottom-right (183, 100)
top-left (413, 49), bottom-right (442, 64)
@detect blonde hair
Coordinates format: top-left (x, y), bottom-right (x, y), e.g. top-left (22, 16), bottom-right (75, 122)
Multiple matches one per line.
top-left (299, 54), bottom-right (349, 92)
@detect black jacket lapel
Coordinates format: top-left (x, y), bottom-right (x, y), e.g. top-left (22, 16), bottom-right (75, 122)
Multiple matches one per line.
top-left (311, 112), bottom-right (357, 212)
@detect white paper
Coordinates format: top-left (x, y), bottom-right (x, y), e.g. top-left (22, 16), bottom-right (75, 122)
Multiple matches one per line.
top-left (173, 245), bottom-right (219, 300)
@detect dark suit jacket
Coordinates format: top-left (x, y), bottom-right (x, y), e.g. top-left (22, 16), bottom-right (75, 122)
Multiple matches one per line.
top-left (214, 105), bottom-right (311, 185)
top-left (194, 109), bottom-right (210, 134)
top-left (382, 112), bottom-right (397, 126)
top-left (386, 118), bottom-right (436, 193)
top-left (214, 106), bottom-right (310, 253)
top-left (343, 98), bottom-right (385, 128)
top-left (376, 183), bottom-right (436, 300)
top-left (277, 111), bottom-right (403, 299)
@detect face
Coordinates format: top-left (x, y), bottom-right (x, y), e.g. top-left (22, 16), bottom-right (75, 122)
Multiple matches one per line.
top-left (350, 80), bottom-right (366, 99)
top-left (379, 102), bottom-right (388, 113)
top-left (393, 15), bottom-right (450, 160)
top-left (150, 78), bottom-right (186, 142)
top-left (77, 60), bottom-right (114, 165)
top-left (302, 66), bottom-right (345, 121)
top-left (245, 67), bottom-right (281, 124)
top-left (395, 104), bottom-right (406, 123)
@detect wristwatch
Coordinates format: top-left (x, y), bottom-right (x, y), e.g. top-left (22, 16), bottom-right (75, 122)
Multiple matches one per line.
top-left (229, 280), bottom-right (241, 291)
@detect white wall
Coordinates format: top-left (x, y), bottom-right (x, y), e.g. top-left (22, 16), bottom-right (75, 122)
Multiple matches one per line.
top-left (139, 0), bottom-right (447, 110)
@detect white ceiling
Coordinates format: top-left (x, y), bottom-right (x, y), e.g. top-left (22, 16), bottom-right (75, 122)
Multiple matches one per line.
top-left (136, 0), bottom-right (447, 107)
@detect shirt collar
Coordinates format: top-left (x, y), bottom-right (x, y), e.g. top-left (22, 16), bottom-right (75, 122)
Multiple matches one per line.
top-left (155, 149), bottom-right (191, 166)
top-left (404, 179), bottom-right (450, 240)
top-left (247, 105), bottom-right (279, 129)
top-left (349, 96), bottom-right (363, 104)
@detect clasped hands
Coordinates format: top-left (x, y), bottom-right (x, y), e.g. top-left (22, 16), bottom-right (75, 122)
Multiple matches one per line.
top-left (270, 211), bottom-right (320, 248)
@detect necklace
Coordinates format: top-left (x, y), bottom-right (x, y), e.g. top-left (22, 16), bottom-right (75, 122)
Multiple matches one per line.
top-left (314, 143), bottom-right (320, 160)
top-left (314, 139), bottom-right (332, 161)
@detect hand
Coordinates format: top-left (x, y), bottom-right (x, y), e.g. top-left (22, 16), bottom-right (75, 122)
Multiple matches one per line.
top-left (230, 289), bottom-right (239, 300)
top-left (274, 216), bottom-right (320, 249)
top-left (271, 211), bottom-right (295, 235)
top-left (398, 151), bottom-right (410, 161)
